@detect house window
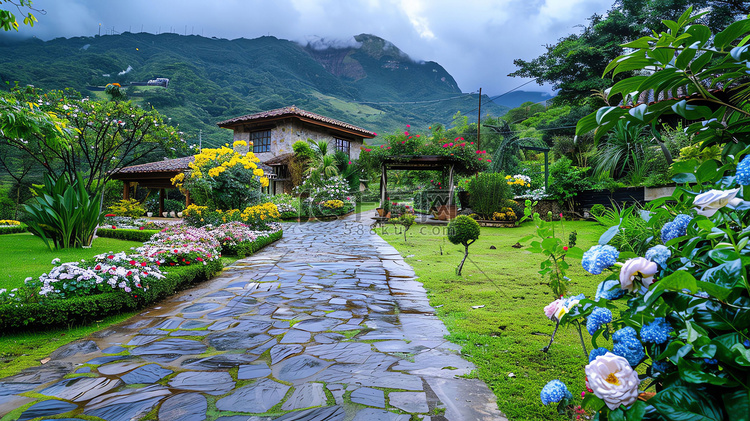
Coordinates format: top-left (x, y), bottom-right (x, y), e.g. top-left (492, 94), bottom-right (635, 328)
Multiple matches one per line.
top-left (251, 130), bottom-right (271, 153)
top-left (334, 138), bottom-right (350, 156)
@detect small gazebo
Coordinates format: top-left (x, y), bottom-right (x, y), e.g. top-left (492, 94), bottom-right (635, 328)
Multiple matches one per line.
top-left (379, 155), bottom-right (475, 209)
top-left (109, 156), bottom-right (195, 215)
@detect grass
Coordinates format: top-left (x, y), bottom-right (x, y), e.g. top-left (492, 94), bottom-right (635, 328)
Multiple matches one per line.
top-left (0, 233), bottom-right (145, 290)
top-left (0, 233), bottom-right (150, 378)
top-left (376, 220), bottom-right (609, 421)
top-left (355, 201), bottom-right (380, 214)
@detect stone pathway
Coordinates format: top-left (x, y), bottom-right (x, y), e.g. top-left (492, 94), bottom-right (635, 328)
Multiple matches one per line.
top-left (0, 214), bottom-right (505, 421)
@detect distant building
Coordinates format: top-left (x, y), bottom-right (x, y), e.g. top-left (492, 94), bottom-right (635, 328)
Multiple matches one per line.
top-left (147, 78), bottom-right (169, 87)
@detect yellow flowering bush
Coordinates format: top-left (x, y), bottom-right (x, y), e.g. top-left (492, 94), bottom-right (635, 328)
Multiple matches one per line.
top-left (0, 220), bottom-right (20, 226)
top-left (322, 200), bottom-right (344, 210)
top-left (107, 199), bottom-right (146, 218)
top-left (183, 202), bottom-right (279, 229)
top-left (491, 207), bottom-right (517, 222)
top-left (174, 146), bottom-right (269, 210)
top-left (240, 202), bottom-right (280, 229)
top-left (506, 174), bottom-right (532, 196)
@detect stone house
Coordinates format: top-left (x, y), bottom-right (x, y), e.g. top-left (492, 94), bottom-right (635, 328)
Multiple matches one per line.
top-left (217, 106), bottom-right (376, 194)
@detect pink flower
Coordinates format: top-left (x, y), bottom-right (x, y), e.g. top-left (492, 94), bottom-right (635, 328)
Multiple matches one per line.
top-left (348, 161), bottom-right (352, 164)
top-left (478, 157), bottom-right (483, 161)
top-left (405, 131), bottom-right (409, 135)
top-left (470, 141), bottom-right (474, 145)
top-left (449, 143), bottom-right (454, 146)
top-left (460, 143), bottom-right (465, 147)
top-left (544, 299), bottom-right (563, 320)
top-left (402, 141), bottom-right (405, 144)
top-left (416, 134), bottom-right (420, 138)
top-left (406, 124), bottom-right (411, 128)
top-left (487, 159), bottom-right (492, 163)
top-left (374, 133), bottom-right (377, 136)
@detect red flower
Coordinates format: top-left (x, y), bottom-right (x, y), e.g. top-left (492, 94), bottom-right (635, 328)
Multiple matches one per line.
top-left (563, 246), bottom-right (569, 251)
top-left (174, 249), bottom-right (179, 253)
top-left (401, 141), bottom-right (405, 144)
top-left (141, 262), bottom-right (147, 267)
top-left (449, 143), bottom-right (454, 146)
top-left (112, 225), bottom-right (116, 229)
top-left (105, 214), bottom-right (116, 217)
top-left (478, 157), bottom-right (483, 161)
top-left (126, 271), bottom-right (132, 276)
top-left (107, 255), bottom-right (114, 259)
top-left (196, 257), bottom-right (204, 262)
top-left (139, 227), bottom-right (145, 230)
top-left (95, 265), bottom-right (101, 270)
top-left (406, 124), bottom-right (411, 128)
top-left (416, 134), bottom-right (420, 138)
top-left (460, 143), bottom-right (465, 147)
top-left (387, 147), bottom-right (391, 149)
top-left (129, 260), bottom-right (136, 265)
top-left (487, 159), bottom-right (492, 163)
top-left (169, 262), bottom-right (175, 266)
top-left (404, 131), bottom-right (409, 135)
top-left (470, 142), bottom-right (474, 145)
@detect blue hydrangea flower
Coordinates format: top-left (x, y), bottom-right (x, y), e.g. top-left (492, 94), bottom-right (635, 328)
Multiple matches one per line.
top-left (540, 380), bottom-right (572, 405)
top-left (612, 326), bottom-right (638, 342)
top-left (595, 279), bottom-right (626, 301)
top-left (744, 339), bottom-right (750, 348)
top-left (582, 245), bottom-right (620, 275)
top-left (704, 358), bottom-right (718, 365)
top-left (640, 318), bottom-right (673, 344)
top-left (589, 347), bottom-right (609, 362)
top-left (645, 245), bottom-right (671, 268)
top-left (586, 307), bottom-right (613, 335)
top-left (652, 360), bottom-right (670, 374)
top-left (737, 155), bottom-right (750, 185)
top-left (614, 336), bottom-right (646, 367)
top-left (661, 214), bottom-right (692, 244)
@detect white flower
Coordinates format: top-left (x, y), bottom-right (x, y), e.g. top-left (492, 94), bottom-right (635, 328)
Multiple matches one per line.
top-left (544, 299), bottom-right (563, 320)
top-left (555, 298), bottom-right (581, 320)
top-left (585, 352), bottom-right (640, 410)
top-left (619, 257), bottom-right (658, 292)
top-left (693, 188), bottom-right (740, 217)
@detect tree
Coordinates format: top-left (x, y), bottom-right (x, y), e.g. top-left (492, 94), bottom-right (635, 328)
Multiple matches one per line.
top-left (510, 0), bottom-right (750, 105)
top-left (2, 87), bottom-right (184, 194)
top-left (0, 0), bottom-right (39, 32)
top-left (447, 215), bottom-right (480, 275)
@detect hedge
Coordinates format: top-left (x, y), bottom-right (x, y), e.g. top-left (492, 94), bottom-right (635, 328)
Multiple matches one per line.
top-left (95, 228), bottom-right (160, 242)
top-left (0, 224), bottom-right (27, 235)
top-left (0, 229), bottom-right (284, 332)
top-left (222, 229), bottom-right (283, 257)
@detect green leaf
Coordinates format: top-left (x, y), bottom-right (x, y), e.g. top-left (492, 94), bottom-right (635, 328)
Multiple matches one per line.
top-left (649, 47), bottom-right (676, 65)
top-left (609, 408), bottom-right (626, 421)
top-left (690, 51), bottom-right (714, 73)
top-left (684, 24), bottom-right (712, 46)
top-left (708, 248), bottom-right (740, 264)
top-left (625, 400), bottom-right (647, 421)
top-left (675, 46), bottom-right (698, 70)
top-left (639, 271), bottom-right (697, 311)
top-left (672, 172), bottom-right (697, 184)
top-left (678, 358), bottom-right (736, 386)
top-left (621, 36), bottom-right (655, 49)
top-left (576, 112), bottom-right (598, 136)
top-left (715, 19), bottom-right (750, 50)
top-left (696, 159), bottom-right (720, 183)
top-left (650, 386), bottom-right (725, 421)
top-left (722, 390), bottom-right (750, 420)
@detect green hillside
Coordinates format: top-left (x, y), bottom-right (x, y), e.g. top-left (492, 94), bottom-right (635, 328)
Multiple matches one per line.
top-left (0, 32), bottom-right (507, 148)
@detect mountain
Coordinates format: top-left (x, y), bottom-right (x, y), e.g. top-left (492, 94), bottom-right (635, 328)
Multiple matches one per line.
top-left (0, 32), bottom-right (508, 148)
top-left (491, 90), bottom-right (554, 108)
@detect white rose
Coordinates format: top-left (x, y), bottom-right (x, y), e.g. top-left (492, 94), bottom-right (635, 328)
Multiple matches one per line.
top-left (585, 352), bottom-right (640, 410)
top-left (693, 188), bottom-right (740, 217)
top-left (619, 257), bottom-right (658, 292)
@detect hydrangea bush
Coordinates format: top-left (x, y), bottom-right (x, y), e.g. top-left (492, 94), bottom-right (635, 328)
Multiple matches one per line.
top-left (541, 9), bottom-right (750, 419)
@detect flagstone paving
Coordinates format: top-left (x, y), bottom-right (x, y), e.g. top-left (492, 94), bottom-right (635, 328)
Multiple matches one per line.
top-left (0, 215), bottom-right (505, 420)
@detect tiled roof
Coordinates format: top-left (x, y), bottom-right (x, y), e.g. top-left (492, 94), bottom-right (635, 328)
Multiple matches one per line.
top-left (264, 153), bottom-right (294, 166)
top-left (115, 156), bottom-right (195, 174)
top-left (113, 155), bottom-right (273, 175)
top-left (216, 106), bottom-right (376, 137)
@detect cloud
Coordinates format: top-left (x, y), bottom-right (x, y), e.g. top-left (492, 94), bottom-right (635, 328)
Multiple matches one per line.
top-left (14, 0), bottom-right (610, 96)
top-left (118, 65), bottom-right (133, 76)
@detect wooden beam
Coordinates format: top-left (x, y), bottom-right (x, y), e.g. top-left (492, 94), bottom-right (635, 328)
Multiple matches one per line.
top-left (448, 164), bottom-right (455, 207)
top-left (123, 182), bottom-right (130, 200)
top-left (159, 189), bottom-right (165, 216)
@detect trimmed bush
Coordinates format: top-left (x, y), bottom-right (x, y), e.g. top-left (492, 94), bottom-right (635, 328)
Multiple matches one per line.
top-left (0, 259), bottom-right (222, 331)
top-left (447, 215), bottom-right (481, 275)
top-left (0, 224), bottom-right (27, 235)
top-left (221, 229), bottom-right (283, 257)
top-left (95, 228), bottom-right (160, 242)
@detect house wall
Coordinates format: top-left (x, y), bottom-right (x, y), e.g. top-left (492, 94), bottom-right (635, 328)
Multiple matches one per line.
top-left (232, 119), bottom-right (364, 162)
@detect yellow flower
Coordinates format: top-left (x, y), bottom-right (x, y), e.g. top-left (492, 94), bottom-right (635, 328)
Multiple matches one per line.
top-left (253, 168), bottom-right (264, 177)
top-left (233, 140), bottom-right (247, 147)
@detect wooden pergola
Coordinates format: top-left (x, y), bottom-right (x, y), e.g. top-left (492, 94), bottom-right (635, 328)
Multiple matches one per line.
top-left (110, 156), bottom-right (194, 215)
top-left (379, 155), bottom-right (473, 208)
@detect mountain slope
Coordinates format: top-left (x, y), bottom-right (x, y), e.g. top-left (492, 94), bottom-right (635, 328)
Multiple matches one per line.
top-left (0, 32), bottom-right (507, 148)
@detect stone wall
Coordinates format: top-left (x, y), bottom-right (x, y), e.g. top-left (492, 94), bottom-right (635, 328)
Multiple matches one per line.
top-left (232, 119), bottom-right (364, 162)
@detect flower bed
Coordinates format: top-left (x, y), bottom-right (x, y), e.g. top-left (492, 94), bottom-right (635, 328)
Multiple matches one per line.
top-left (96, 228), bottom-right (161, 242)
top-left (0, 221), bottom-right (283, 331)
top-left (0, 220), bottom-right (27, 235)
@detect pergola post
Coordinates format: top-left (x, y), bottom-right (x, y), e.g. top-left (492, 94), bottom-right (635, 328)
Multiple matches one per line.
top-left (122, 182), bottom-right (130, 200)
top-left (159, 188), bottom-right (165, 216)
top-left (185, 191), bottom-right (191, 208)
top-left (380, 164), bottom-right (387, 208)
top-left (544, 150), bottom-right (549, 191)
top-left (447, 164), bottom-right (455, 207)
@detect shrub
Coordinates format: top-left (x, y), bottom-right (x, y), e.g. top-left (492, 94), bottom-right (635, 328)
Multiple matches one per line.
top-left (547, 157), bottom-right (593, 209)
top-left (95, 228), bottom-right (160, 242)
top-left (24, 172), bottom-right (103, 250)
top-left (505, 199), bottom-right (525, 221)
top-left (163, 199), bottom-right (184, 214)
top-left (174, 145), bottom-right (268, 210)
top-left (447, 215), bottom-right (480, 275)
top-left (391, 213), bottom-right (416, 243)
top-left (269, 194), bottom-right (301, 219)
top-left (590, 204), bottom-right (607, 217)
top-left (107, 199), bottom-right (146, 218)
top-left (467, 172), bottom-right (512, 218)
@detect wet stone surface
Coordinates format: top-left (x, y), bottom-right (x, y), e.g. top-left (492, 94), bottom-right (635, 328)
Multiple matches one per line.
top-left (0, 217), bottom-right (505, 420)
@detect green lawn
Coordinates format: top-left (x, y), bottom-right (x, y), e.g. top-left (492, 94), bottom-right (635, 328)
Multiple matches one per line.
top-left (0, 233), bottom-right (145, 290)
top-left (376, 220), bottom-right (609, 421)
top-left (355, 201), bottom-right (380, 214)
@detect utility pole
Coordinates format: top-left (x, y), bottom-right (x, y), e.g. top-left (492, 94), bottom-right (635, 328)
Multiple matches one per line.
top-left (199, 130), bottom-right (202, 152)
top-left (98, 23), bottom-right (101, 36)
top-left (477, 87), bottom-right (482, 148)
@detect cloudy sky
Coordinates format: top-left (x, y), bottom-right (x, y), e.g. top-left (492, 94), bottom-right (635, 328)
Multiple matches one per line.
top-left (8, 0), bottom-right (611, 97)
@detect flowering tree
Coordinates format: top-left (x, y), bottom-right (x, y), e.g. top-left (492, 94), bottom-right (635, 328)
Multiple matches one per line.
top-left (540, 9), bottom-right (750, 419)
top-left (1, 87), bottom-right (184, 194)
top-left (173, 143), bottom-right (268, 211)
